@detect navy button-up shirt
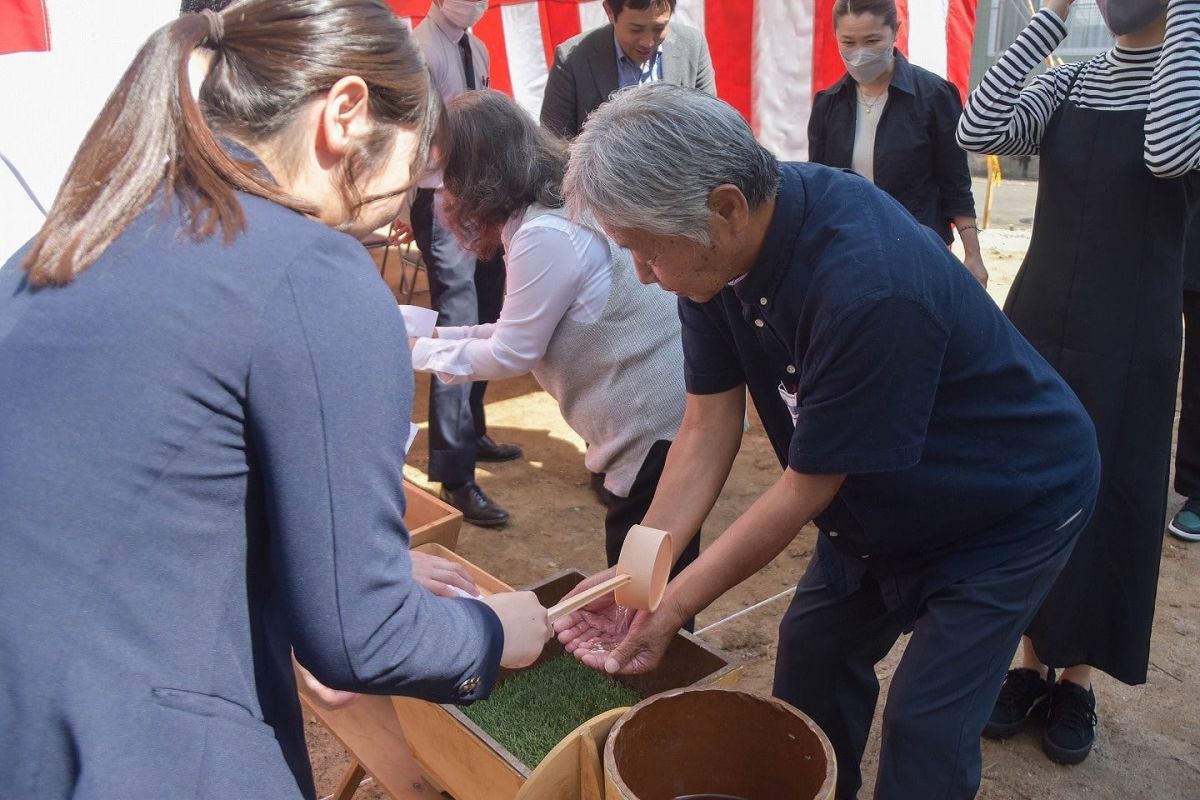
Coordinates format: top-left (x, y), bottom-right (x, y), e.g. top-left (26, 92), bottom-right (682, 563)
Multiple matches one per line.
top-left (681, 163), bottom-right (1098, 586)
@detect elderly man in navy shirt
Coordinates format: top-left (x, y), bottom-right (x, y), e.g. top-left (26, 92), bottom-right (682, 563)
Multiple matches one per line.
top-left (554, 84), bottom-right (1100, 800)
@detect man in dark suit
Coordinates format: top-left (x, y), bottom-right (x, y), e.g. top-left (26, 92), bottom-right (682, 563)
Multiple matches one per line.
top-left (540, 0), bottom-right (716, 139)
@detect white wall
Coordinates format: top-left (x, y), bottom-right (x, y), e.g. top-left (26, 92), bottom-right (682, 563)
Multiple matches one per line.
top-left (0, 1), bottom-right (176, 259)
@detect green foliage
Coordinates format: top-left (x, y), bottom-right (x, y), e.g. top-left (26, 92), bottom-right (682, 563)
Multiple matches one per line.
top-left (461, 654), bottom-right (643, 769)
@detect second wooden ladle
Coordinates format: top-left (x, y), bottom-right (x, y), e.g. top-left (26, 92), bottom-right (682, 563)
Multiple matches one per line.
top-left (546, 524), bottom-right (673, 623)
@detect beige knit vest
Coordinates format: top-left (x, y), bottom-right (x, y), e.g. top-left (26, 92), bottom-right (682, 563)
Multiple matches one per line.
top-left (522, 204), bottom-right (686, 497)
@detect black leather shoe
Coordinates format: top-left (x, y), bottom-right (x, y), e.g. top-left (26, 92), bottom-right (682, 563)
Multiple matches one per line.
top-left (475, 435), bottom-right (522, 463)
top-left (440, 481), bottom-right (510, 528)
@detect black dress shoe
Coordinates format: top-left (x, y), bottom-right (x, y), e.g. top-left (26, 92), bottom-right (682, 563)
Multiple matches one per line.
top-left (440, 481), bottom-right (511, 528)
top-left (475, 435), bottom-right (522, 463)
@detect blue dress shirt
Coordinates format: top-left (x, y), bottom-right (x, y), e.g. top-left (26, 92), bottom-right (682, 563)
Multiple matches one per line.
top-left (614, 32), bottom-right (664, 89)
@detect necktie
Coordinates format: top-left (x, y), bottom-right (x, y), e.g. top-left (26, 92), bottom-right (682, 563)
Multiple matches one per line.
top-left (458, 34), bottom-right (477, 90)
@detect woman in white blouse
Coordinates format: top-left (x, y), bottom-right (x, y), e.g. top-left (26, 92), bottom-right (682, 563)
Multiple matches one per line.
top-left (409, 89), bottom-right (701, 607)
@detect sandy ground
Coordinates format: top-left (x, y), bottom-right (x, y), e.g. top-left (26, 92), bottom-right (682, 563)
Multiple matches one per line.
top-left (305, 181), bottom-right (1200, 799)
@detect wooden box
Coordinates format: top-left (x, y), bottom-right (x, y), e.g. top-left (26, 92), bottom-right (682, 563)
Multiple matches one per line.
top-left (404, 478), bottom-right (462, 551)
top-left (391, 560), bottom-right (743, 800)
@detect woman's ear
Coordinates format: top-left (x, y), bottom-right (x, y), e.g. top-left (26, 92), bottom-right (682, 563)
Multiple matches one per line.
top-left (317, 76), bottom-right (373, 159)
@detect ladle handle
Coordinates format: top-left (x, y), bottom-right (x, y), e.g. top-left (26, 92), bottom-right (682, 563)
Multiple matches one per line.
top-left (546, 574), bottom-right (631, 622)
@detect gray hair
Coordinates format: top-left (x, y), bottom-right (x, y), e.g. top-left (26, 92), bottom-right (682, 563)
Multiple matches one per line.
top-left (564, 83), bottom-right (780, 244)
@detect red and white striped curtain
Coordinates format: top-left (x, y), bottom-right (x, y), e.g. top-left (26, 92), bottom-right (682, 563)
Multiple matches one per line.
top-left (387, 0), bottom-right (978, 159)
top-left (0, 0), bottom-right (50, 56)
top-left (0, 0), bottom-right (978, 212)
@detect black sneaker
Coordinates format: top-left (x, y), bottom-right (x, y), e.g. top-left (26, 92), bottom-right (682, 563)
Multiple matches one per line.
top-left (1042, 680), bottom-right (1097, 765)
top-left (1167, 498), bottom-right (1200, 542)
top-left (440, 481), bottom-right (510, 528)
top-left (983, 667), bottom-right (1056, 740)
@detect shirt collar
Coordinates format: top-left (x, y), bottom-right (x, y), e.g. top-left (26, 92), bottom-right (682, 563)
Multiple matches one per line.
top-left (500, 207), bottom-right (527, 252)
top-left (1106, 42), bottom-right (1163, 68)
top-left (613, 30), bottom-right (663, 70)
top-left (429, 4), bottom-right (467, 43)
top-left (887, 50), bottom-right (915, 95)
top-left (731, 164), bottom-right (803, 307)
top-left (222, 138), bottom-right (277, 186)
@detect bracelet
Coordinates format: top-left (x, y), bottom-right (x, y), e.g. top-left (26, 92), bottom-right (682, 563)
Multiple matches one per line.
top-left (957, 224), bottom-right (979, 233)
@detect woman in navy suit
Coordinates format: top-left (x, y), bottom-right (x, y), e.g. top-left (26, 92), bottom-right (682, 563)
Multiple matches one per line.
top-left (0, 2), bottom-right (549, 798)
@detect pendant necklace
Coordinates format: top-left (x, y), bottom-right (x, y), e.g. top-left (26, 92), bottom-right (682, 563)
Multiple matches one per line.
top-left (857, 88), bottom-right (886, 115)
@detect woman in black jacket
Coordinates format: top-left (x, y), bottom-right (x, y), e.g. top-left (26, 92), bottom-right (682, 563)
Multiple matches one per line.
top-left (808, 0), bottom-right (985, 285)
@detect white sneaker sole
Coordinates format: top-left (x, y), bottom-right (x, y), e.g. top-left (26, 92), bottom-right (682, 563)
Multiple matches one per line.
top-left (1166, 520), bottom-right (1200, 542)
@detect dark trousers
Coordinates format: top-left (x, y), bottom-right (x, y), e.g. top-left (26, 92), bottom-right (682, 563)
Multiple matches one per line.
top-left (1175, 290), bottom-right (1200, 498)
top-left (602, 440), bottom-right (701, 631)
top-left (773, 509), bottom-right (1088, 800)
top-left (411, 188), bottom-right (506, 486)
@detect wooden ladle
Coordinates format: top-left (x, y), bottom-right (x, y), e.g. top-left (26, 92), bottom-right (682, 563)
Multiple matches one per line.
top-left (546, 524), bottom-right (673, 623)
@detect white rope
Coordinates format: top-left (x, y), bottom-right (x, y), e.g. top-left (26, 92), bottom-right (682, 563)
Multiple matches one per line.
top-left (693, 586), bottom-right (797, 637)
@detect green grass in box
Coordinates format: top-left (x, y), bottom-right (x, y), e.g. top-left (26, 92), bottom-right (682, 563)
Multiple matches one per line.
top-left (461, 654), bottom-right (642, 769)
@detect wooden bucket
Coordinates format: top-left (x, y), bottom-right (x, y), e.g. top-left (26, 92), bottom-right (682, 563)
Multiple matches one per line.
top-left (604, 687), bottom-right (836, 800)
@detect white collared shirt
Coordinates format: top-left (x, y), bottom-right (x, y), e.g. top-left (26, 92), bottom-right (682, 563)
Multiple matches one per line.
top-left (411, 208), bottom-right (613, 383)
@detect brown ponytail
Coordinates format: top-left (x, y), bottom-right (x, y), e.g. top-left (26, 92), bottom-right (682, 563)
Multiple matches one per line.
top-left (24, 0), bottom-right (438, 287)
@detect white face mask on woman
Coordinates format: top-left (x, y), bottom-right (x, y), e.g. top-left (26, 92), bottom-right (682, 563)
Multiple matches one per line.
top-left (1096, 0), bottom-right (1166, 36)
top-left (440, 0), bottom-right (487, 30)
top-left (841, 46), bottom-right (894, 85)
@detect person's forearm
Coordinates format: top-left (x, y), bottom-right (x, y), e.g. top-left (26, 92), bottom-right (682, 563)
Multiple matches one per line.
top-left (411, 328), bottom-right (538, 384)
top-left (1145, 0), bottom-right (1200, 177)
top-left (956, 8), bottom-right (1069, 156)
top-left (660, 469), bottom-right (845, 627)
top-left (641, 387), bottom-right (745, 563)
top-left (954, 216), bottom-right (981, 259)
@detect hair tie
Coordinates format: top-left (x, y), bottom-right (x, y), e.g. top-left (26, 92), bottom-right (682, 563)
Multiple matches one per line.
top-left (200, 9), bottom-right (224, 48)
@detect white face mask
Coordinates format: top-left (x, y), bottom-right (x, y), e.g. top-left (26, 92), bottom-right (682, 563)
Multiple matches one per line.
top-left (841, 45), bottom-right (894, 85)
top-left (440, 0), bottom-right (487, 30)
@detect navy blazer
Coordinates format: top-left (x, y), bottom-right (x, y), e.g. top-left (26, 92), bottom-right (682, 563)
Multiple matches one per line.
top-left (807, 51), bottom-right (975, 244)
top-left (540, 22), bottom-right (716, 139)
top-left (0, 191), bottom-right (503, 799)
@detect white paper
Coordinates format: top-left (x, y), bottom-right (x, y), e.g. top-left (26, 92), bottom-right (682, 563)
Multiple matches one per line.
top-left (404, 423), bottom-right (420, 456)
top-left (398, 304), bottom-right (438, 338)
top-left (445, 584), bottom-right (484, 601)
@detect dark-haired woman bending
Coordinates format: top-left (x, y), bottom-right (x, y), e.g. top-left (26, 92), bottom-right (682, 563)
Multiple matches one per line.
top-left (410, 89), bottom-right (701, 595)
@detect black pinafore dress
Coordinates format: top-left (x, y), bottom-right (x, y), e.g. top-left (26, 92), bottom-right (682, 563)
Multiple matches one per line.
top-left (1005, 84), bottom-right (1196, 685)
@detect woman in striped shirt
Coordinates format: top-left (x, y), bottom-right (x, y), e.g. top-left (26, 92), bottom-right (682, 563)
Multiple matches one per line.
top-left (958, 0), bottom-right (1199, 766)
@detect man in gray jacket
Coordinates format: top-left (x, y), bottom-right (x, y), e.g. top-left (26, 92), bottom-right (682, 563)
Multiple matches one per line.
top-left (539, 0), bottom-right (716, 139)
